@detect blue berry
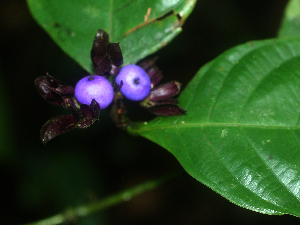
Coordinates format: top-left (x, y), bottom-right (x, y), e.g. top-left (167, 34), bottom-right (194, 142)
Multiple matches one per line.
top-left (75, 75), bottom-right (113, 109)
top-left (115, 65), bottom-right (151, 101)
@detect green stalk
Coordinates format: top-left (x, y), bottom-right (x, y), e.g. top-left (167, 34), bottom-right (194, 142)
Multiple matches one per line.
top-left (23, 171), bottom-right (182, 225)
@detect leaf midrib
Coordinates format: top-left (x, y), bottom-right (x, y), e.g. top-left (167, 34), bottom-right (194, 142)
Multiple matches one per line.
top-left (133, 122), bottom-right (300, 133)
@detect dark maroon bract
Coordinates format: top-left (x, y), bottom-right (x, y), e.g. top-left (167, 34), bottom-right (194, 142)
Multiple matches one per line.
top-left (91, 29), bottom-right (123, 75)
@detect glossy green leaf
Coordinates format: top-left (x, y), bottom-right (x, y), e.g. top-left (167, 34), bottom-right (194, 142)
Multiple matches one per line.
top-left (27, 0), bottom-right (196, 73)
top-left (130, 37), bottom-right (300, 217)
top-left (278, 0), bottom-right (300, 37)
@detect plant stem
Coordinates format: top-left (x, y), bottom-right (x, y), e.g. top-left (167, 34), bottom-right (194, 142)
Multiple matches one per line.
top-left (23, 171), bottom-right (182, 225)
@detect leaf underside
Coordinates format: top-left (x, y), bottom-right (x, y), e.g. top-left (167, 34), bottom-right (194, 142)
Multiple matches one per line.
top-left (27, 0), bottom-right (197, 73)
top-left (130, 37), bottom-right (300, 217)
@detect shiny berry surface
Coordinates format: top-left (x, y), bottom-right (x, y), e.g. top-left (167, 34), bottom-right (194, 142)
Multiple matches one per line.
top-left (75, 75), bottom-right (113, 109)
top-left (115, 65), bottom-right (151, 101)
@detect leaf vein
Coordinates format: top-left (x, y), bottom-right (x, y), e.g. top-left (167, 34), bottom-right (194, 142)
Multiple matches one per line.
top-left (134, 123), bottom-right (300, 134)
top-left (237, 43), bottom-right (300, 123)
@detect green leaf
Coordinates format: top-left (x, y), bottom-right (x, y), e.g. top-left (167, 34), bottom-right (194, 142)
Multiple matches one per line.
top-left (27, 0), bottom-right (196, 73)
top-left (130, 37), bottom-right (300, 217)
top-left (278, 0), bottom-right (300, 37)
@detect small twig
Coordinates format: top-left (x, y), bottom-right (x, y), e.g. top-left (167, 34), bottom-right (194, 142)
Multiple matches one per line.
top-left (23, 171), bottom-right (182, 225)
top-left (144, 7), bottom-right (152, 22)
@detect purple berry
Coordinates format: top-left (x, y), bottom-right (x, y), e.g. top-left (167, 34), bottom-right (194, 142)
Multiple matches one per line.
top-left (75, 75), bottom-right (113, 109)
top-left (115, 65), bottom-right (151, 101)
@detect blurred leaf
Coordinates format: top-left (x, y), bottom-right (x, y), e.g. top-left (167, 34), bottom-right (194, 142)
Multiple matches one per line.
top-left (18, 149), bottom-right (106, 215)
top-left (0, 66), bottom-right (14, 161)
top-left (27, 0), bottom-right (196, 73)
top-left (278, 0), bottom-right (300, 37)
top-left (130, 37), bottom-right (300, 217)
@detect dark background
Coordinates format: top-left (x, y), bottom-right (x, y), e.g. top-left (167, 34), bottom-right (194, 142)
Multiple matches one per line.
top-left (1, 0), bottom-right (299, 224)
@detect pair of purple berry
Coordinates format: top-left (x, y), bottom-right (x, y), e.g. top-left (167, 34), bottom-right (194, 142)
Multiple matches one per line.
top-left (35, 29), bottom-right (186, 144)
top-left (75, 64), bottom-right (151, 109)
